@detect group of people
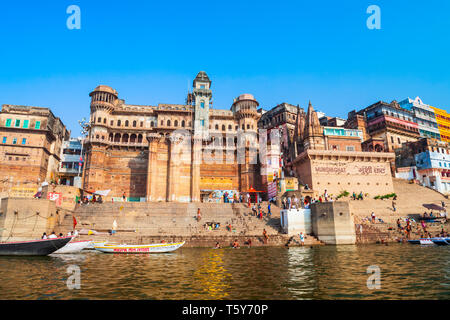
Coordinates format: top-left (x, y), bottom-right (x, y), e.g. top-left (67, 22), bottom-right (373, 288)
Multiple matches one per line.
top-left (251, 202), bottom-right (271, 220)
top-left (352, 192), bottom-right (365, 201)
top-left (78, 194), bottom-right (103, 205)
top-left (41, 230), bottom-right (77, 239)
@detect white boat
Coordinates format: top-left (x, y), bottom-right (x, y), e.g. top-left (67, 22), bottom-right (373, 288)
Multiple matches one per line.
top-left (53, 240), bottom-right (92, 254)
top-left (84, 241), bottom-right (108, 250)
top-left (94, 241), bottom-right (185, 253)
top-left (419, 239), bottom-right (435, 245)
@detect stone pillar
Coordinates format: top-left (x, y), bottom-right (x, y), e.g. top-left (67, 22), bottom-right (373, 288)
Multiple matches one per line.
top-left (191, 137), bottom-right (202, 202)
top-left (167, 136), bottom-right (179, 202)
top-left (146, 133), bottom-right (160, 202)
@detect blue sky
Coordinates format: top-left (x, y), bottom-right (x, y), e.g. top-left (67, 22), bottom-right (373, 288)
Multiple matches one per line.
top-left (0, 0), bottom-right (449, 136)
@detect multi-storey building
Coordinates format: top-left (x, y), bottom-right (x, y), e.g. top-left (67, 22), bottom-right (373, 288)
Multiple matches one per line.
top-left (395, 138), bottom-right (450, 194)
top-left (430, 106), bottom-right (450, 143)
top-left (399, 96), bottom-right (440, 140)
top-left (349, 100), bottom-right (420, 152)
top-left (83, 71), bottom-right (262, 202)
top-left (0, 105), bottom-right (69, 196)
top-left (323, 126), bottom-right (364, 152)
top-left (58, 137), bottom-right (83, 187)
top-left (258, 102), bottom-right (304, 169)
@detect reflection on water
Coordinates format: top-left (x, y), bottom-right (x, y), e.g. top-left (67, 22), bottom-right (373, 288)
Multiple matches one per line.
top-left (0, 244), bottom-right (449, 300)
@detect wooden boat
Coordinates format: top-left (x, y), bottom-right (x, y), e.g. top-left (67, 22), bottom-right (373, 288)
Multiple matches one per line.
top-left (0, 237), bottom-right (72, 256)
top-left (53, 240), bottom-right (92, 254)
top-left (94, 241), bottom-right (185, 253)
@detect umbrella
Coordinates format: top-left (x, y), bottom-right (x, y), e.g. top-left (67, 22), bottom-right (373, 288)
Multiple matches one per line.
top-left (423, 204), bottom-right (445, 211)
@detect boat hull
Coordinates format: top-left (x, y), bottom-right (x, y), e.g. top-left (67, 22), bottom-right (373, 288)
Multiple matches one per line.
top-left (53, 240), bottom-right (92, 254)
top-left (0, 237), bottom-right (73, 256)
top-left (420, 239), bottom-right (434, 245)
top-left (94, 241), bottom-right (185, 254)
top-left (431, 238), bottom-right (450, 246)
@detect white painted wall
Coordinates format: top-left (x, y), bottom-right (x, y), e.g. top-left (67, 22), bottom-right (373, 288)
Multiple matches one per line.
top-left (280, 208), bottom-right (312, 235)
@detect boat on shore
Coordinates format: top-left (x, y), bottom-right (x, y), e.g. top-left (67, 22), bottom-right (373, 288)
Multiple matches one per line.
top-left (84, 241), bottom-right (108, 250)
top-left (420, 239), bottom-right (434, 245)
top-left (0, 237), bottom-right (72, 256)
top-left (53, 240), bottom-right (92, 254)
top-left (94, 241), bottom-right (185, 253)
top-left (408, 237), bottom-right (450, 246)
top-left (431, 237), bottom-right (450, 246)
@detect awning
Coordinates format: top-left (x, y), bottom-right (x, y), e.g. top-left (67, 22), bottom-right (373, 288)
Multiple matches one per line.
top-left (93, 189), bottom-right (111, 196)
top-left (423, 203), bottom-right (445, 211)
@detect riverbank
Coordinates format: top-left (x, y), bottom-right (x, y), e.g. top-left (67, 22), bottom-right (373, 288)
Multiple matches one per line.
top-left (76, 233), bottom-right (324, 248)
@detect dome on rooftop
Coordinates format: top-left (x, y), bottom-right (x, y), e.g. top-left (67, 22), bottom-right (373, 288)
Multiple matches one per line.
top-left (237, 93), bottom-right (255, 101)
top-left (91, 85), bottom-right (118, 96)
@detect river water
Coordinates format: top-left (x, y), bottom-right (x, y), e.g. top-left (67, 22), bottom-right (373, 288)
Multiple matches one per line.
top-left (0, 244), bottom-right (449, 300)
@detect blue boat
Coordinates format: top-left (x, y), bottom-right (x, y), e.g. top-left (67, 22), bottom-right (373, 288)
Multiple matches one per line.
top-left (431, 237), bottom-right (450, 246)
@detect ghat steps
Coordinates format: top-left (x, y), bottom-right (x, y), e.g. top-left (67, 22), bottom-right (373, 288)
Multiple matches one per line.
top-left (349, 178), bottom-right (449, 242)
top-left (59, 201), bottom-right (323, 246)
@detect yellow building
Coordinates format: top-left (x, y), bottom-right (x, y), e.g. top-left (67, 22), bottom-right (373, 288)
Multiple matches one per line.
top-left (430, 106), bottom-right (450, 142)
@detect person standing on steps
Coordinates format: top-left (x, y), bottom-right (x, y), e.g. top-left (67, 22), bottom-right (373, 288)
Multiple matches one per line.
top-left (122, 192), bottom-right (126, 202)
top-left (392, 200), bottom-right (396, 212)
top-left (197, 208), bottom-right (202, 222)
top-left (371, 212), bottom-right (376, 224)
top-left (268, 202), bottom-right (272, 217)
top-left (263, 229), bottom-right (268, 244)
top-left (299, 232), bottom-right (305, 246)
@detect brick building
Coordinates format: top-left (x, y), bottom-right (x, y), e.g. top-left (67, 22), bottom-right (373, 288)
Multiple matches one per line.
top-left (0, 105), bottom-right (69, 196)
top-left (348, 100), bottom-right (420, 152)
top-left (291, 102), bottom-right (395, 198)
top-left (83, 71), bottom-right (262, 202)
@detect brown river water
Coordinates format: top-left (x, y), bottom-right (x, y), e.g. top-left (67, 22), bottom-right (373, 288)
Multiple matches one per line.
top-left (0, 244), bottom-right (449, 300)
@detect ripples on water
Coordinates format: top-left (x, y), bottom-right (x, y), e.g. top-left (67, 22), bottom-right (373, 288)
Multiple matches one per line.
top-left (0, 244), bottom-right (449, 300)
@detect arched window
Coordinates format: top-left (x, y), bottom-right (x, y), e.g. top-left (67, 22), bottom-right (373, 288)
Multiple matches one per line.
top-left (247, 124), bottom-right (250, 129)
top-left (181, 120), bottom-right (185, 127)
top-left (228, 125), bottom-right (232, 130)
top-left (242, 124), bottom-right (245, 130)
top-left (98, 117), bottom-right (101, 123)
top-left (167, 120), bottom-right (171, 127)
top-left (125, 120), bottom-right (129, 127)
top-left (174, 120), bottom-right (178, 127)
top-left (114, 133), bottom-right (120, 142)
top-left (133, 120), bottom-right (137, 127)
top-left (222, 125), bottom-right (225, 131)
top-left (96, 134), bottom-right (99, 139)
top-left (215, 124), bottom-right (219, 130)
top-left (138, 134), bottom-right (143, 143)
top-left (130, 134), bottom-right (137, 143)
top-left (200, 101), bottom-right (205, 108)
top-left (103, 118), bottom-right (106, 124)
top-left (122, 133), bottom-right (129, 143)
top-left (109, 133), bottom-right (113, 141)
top-left (110, 120), bottom-right (114, 126)
top-left (117, 120), bottom-right (121, 127)
top-left (151, 121), bottom-right (155, 127)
